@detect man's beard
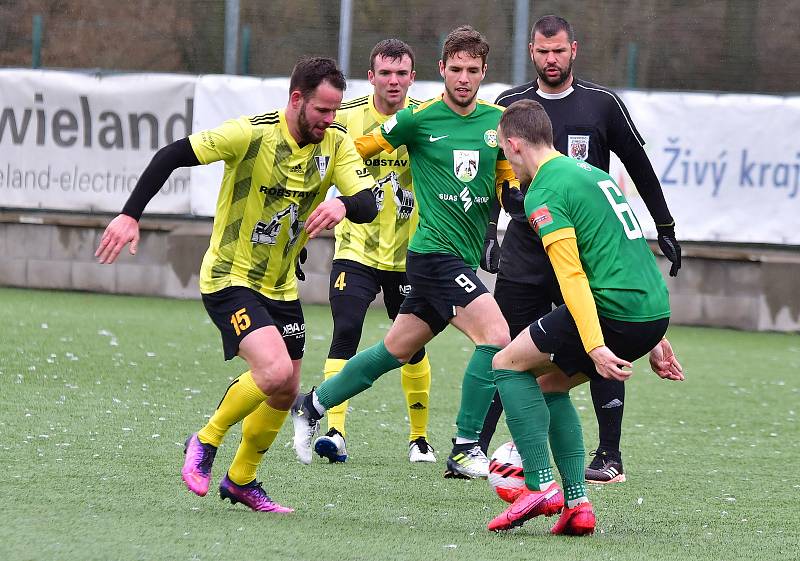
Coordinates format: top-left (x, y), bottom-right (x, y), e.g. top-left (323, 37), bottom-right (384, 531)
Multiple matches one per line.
top-left (444, 83), bottom-right (478, 108)
top-left (535, 56), bottom-right (574, 88)
top-left (297, 103), bottom-right (324, 144)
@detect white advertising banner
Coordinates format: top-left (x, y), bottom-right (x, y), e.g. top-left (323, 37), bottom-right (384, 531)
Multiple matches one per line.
top-left (2, 69), bottom-right (798, 245)
top-left (190, 75), bottom-right (290, 217)
top-left (0, 69), bottom-right (194, 213)
top-left (189, 76), bottom-right (512, 216)
top-left (613, 91), bottom-right (800, 244)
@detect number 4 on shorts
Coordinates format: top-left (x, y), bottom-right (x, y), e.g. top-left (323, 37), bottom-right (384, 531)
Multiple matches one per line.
top-left (334, 272), bottom-right (347, 291)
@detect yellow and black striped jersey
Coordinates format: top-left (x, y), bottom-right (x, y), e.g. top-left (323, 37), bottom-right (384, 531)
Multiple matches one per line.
top-left (333, 94), bottom-right (422, 271)
top-left (190, 110), bottom-right (375, 300)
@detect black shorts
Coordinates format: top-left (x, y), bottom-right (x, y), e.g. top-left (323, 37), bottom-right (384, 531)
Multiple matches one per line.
top-left (202, 286), bottom-right (305, 361)
top-left (329, 259), bottom-right (411, 319)
top-left (399, 251), bottom-right (489, 335)
top-left (494, 277), bottom-right (563, 339)
top-left (528, 304), bottom-right (669, 381)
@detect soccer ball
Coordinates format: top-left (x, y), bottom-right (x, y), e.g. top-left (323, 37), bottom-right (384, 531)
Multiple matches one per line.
top-left (488, 441), bottom-right (525, 503)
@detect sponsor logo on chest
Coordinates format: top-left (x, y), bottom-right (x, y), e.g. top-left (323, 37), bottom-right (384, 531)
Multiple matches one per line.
top-left (437, 188), bottom-right (490, 212)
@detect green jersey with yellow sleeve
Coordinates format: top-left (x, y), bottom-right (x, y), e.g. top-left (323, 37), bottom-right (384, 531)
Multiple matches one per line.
top-left (526, 154), bottom-right (670, 322)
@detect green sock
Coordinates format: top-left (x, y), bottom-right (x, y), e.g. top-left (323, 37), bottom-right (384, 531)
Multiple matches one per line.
top-left (455, 345), bottom-right (501, 440)
top-left (544, 392), bottom-right (587, 505)
top-left (494, 368), bottom-right (554, 490)
top-left (316, 341), bottom-right (402, 410)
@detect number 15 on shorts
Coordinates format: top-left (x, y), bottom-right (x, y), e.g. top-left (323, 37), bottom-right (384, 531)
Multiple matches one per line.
top-left (230, 307), bottom-right (251, 336)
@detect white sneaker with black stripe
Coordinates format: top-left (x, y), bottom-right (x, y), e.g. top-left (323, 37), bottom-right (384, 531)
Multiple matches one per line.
top-left (408, 437), bottom-right (436, 463)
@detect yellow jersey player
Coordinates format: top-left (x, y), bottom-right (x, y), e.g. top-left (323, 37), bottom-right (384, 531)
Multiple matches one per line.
top-left (312, 39), bottom-right (437, 465)
top-left (95, 57), bottom-right (379, 511)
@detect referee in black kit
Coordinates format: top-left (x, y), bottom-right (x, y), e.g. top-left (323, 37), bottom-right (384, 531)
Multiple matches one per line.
top-left (479, 14), bottom-right (681, 484)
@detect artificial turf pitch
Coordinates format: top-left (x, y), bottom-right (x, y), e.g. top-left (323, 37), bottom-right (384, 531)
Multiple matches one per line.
top-left (0, 287), bottom-right (796, 561)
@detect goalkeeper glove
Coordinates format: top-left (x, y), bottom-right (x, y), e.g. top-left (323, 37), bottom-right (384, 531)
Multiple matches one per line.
top-left (295, 247), bottom-right (308, 281)
top-left (480, 222), bottom-right (501, 274)
top-left (656, 222), bottom-right (681, 277)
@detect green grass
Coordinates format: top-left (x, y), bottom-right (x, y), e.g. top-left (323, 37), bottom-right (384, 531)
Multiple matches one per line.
top-left (0, 287), bottom-right (797, 561)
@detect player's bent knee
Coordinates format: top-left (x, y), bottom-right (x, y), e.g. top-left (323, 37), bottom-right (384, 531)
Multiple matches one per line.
top-left (491, 350), bottom-right (514, 371)
top-left (483, 316), bottom-right (512, 348)
top-left (329, 320), bottom-right (364, 358)
top-left (388, 348), bottom-right (413, 365)
top-left (485, 330), bottom-right (512, 349)
top-left (536, 370), bottom-right (576, 393)
top-left (251, 358), bottom-right (295, 395)
top-left (381, 339), bottom-right (415, 365)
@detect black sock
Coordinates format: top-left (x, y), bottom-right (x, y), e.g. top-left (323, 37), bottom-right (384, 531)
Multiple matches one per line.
top-left (478, 390), bottom-right (504, 455)
top-left (303, 391), bottom-right (323, 420)
top-left (589, 378), bottom-right (624, 454)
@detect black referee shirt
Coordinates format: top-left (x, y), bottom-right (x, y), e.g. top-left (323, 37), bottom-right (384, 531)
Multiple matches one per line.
top-left (495, 78), bottom-right (672, 286)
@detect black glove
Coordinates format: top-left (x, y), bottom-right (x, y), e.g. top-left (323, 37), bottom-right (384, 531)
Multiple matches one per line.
top-left (656, 223), bottom-right (681, 277)
top-left (480, 222), bottom-right (501, 274)
top-left (295, 247), bottom-right (308, 281)
top-left (393, 184), bottom-right (415, 220)
top-left (500, 180), bottom-right (526, 222)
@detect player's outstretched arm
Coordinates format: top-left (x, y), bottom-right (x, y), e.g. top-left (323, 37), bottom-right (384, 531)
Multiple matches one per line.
top-left (619, 148), bottom-right (682, 277)
top-left (95, 138), bottom-right (200, 264)
top-left (95, 214), bottom-right (140, 264)
top-left (588, 345), bottom-right (633, 381)
top-left (648, 338), bottom-right (684, 381)
top-left (354, 131), bottom-right (389, 159)
top-left (611, 93), bottom-right (682, 277)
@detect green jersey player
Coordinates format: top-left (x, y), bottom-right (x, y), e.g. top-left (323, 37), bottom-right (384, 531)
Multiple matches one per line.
top-left (290, 25), bottom-right (519, 480)
top-left (486, 98), bottom-right (684, 536)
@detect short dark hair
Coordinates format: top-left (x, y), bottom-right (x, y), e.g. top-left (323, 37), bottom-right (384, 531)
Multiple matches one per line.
top-left (499, 99), bottom-right (554, 147)
top-left (369, 39), bottom-right (415, 71)
top-left (442, 25), bottom-right (490, 66)
top-left (289, 56), bottom-right (347, 98)
top-left (531, 15), bottom-right (575, 43)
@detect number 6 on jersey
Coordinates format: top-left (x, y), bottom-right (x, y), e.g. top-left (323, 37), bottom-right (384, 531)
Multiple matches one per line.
top-left (597, 179), bottom-right (643, 240)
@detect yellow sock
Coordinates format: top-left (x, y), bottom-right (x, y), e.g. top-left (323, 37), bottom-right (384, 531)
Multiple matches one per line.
top-left (401, 353), bottom-right (431, 441)
top-left (324, 358), bottom-right (349, 436)
top-left (197, 371), bottom-right (267, 447)
top-left (227, 401), bottom-right (288, 485)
